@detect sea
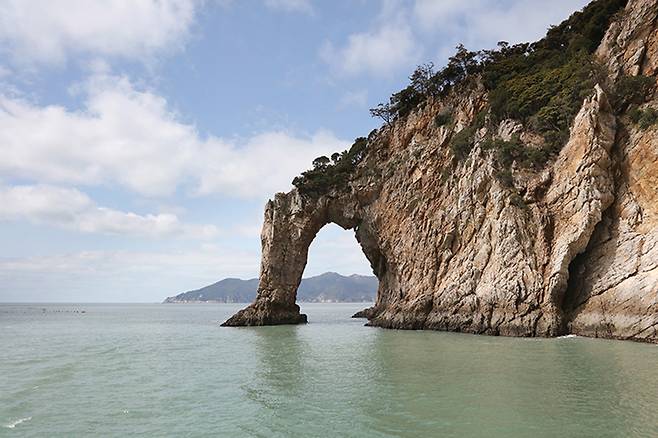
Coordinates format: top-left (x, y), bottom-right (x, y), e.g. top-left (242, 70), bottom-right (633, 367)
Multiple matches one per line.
top-left (1, 303), bottom-right (657, 437)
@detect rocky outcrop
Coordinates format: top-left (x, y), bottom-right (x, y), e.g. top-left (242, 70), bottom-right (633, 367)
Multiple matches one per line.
top-left (224, 0), bottom-right (658, 342)
top-left (564, 0), bottom-right (658, 342)
top-left (596, 0), bottom-right (658, 79)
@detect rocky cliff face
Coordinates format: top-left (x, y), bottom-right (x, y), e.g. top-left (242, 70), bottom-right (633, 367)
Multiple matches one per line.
top-left (566, 0), bottom-right (658, 341)
top-left (223, 0), bottom-right (658, 342)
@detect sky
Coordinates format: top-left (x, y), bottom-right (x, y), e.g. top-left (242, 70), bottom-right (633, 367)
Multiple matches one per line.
top-left (0, 0), bottom-right (590, 303)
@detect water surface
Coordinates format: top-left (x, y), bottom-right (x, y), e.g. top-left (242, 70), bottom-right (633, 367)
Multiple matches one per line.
top-left (1, 303), bottom-right (657, 437)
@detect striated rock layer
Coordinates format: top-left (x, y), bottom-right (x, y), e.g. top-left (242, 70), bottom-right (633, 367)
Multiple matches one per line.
top-left (223, 0), bottom-right (658, 342)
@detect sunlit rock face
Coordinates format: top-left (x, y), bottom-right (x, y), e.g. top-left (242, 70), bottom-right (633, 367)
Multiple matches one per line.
top-left (566, 0), bottom-right (658, 342)
top-left (224, 0), bottom-right (658, 342)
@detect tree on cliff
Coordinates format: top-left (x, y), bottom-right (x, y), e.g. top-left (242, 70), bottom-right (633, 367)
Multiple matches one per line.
top-left (312, 156), bottom-right (331, 169)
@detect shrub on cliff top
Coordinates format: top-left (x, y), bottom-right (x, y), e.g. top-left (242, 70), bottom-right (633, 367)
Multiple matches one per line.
top-left (292, 137), bottom-right (368, 196)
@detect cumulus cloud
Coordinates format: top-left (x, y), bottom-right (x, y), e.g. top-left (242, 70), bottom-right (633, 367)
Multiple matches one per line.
top-left (321, 0), bottom-right (589, 78)
top-left (0, 184), bottom-right (218, 239)
top-left (320, 22), bottom-right (418, 77)
top-left (0, 0), bottom-right (198, 65)
top-left (0, 74), bottom-right (347, 198)
top-left (413, 0), bottom-right (590, 50)
top-left (194, 130), bottom-right (345, 197)
top-left (264, 0), bottom-right (313, 14)
top-left (0, 247), bottom-right (253, 277)
top-left (305, 224), bottom-right (373, 277)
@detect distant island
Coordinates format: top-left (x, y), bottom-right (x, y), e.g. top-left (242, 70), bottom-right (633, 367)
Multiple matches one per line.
top-left (163, 272), bottom-right (377, 303)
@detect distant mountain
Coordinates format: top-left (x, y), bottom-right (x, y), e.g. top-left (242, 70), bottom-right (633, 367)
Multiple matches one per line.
top-left (163, 272), bottom-right (377, 303)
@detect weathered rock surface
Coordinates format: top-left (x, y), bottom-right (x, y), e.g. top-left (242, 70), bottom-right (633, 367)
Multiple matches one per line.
top-left (564, 0), bottom-right (658, 342)
top-left (224, 0), bottom-right (658, 342)
top-left (597, 0), bottom-right (658, 79)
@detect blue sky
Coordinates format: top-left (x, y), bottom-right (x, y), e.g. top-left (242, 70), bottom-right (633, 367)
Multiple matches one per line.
top-left (0, 0), bottom-right (589, 302)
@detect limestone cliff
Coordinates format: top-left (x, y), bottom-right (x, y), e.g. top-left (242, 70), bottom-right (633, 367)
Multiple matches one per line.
top-left (223, 0), bottom-right (658, 342)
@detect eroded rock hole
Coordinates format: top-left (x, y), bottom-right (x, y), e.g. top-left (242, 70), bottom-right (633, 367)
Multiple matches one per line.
top-left (303, 224), bottom-right (380, 317)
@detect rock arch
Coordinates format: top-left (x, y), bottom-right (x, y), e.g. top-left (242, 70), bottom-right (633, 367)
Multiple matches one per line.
top-left (222, 85), bottom-right (623, 337)
top-left (222, 189), bottom-right (386, 326)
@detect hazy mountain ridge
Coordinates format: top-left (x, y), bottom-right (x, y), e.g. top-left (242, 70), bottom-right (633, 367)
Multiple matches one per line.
top-left (164, 272), bottom-right (377, 303)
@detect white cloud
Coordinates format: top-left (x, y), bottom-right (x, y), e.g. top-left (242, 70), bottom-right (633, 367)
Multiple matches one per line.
top-left (0, 184), bottom-right (218, 239)
top-left (0, 73), bottom-right (347, 198)
top-left (195, 130), bottom-right (345, 197)
top-left (414, 0), bottom-right (591, 51)
top-left (0, 248), bottom-right (253, 277)
top-left (320, 22), bottom-right (418, 77)
top-left (264, 0), bottom-right (313, 14)
top-left (0, 0), bottom-right (198, 65)
top-left (305, 224), bottom-right (372, 277)
top-left (413, 0), bottom-right (476, 30)
top-left (320, 0), bottom-right (589, 79)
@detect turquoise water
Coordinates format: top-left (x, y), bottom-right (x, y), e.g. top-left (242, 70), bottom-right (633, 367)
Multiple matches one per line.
top-left (1, 303), bottom-right (657, 437)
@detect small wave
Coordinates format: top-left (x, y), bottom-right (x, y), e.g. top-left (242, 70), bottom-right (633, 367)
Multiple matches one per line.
top-left (557, 334), bottom-right (579, 339)
top-left (4, 417), bottom-right (32, 429)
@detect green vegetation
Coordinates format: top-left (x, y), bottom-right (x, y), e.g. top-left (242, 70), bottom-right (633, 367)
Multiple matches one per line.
top-left (612, 75), bottom-right (655, 110)
top-left (629, 107), bottom-right (658, 129)
top-left (434, 111), bottom-right (452, 127)
top-left (510, 193), bottom-right (529, 210)
top-left (369, 49), bottom-right (482, 125)
top-left (450, 126), bottom-right (477, 160)
top-left (450, 110), bottom-right (487, 159)
top-left (292, 137), bottom-right (368, 196)
top-left (294, 0), bottom-right (632, 197)
top-left (495, 169), bottom-right (514, 188)
top-left (482, 135), bottom-right (549, 170)
top-left (370, 0), bottom-right (628, 166)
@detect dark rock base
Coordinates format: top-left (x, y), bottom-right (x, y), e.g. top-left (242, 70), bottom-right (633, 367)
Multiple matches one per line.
top-left (221, 302), bottom-right (307, 327)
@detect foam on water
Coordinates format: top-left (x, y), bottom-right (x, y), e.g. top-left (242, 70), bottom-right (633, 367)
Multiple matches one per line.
top-left (4, 417), bottom-right (31, 429)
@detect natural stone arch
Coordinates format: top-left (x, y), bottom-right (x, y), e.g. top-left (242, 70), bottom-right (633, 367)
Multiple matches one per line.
top-left (222, 189), bottom-right (387, 326)
top-left (222, 85), bottom-right (620, 337)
